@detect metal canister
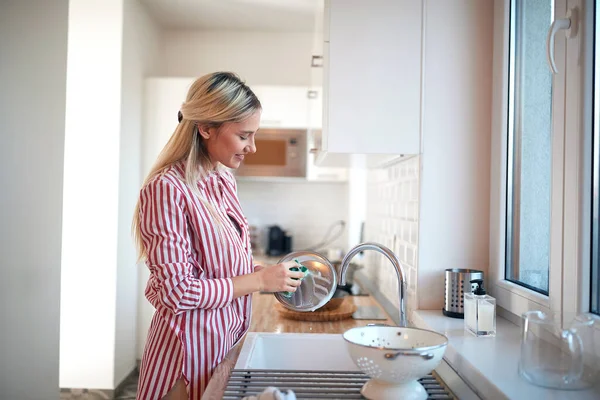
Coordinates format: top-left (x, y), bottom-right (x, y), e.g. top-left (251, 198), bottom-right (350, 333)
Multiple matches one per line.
top-left (443, 268), bottom-right (484, 318)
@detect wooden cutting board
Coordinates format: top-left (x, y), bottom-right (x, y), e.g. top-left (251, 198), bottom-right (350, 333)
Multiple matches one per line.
top-left (275, 299), bottom-right (357, 322)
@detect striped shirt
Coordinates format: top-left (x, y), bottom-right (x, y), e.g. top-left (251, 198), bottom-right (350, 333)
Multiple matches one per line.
top-left (136, 162), bottom-right (253, 400)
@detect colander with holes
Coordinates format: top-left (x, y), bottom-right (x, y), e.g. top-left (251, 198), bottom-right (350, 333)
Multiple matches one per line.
top-left (342, 325), bottom-right (448, 400)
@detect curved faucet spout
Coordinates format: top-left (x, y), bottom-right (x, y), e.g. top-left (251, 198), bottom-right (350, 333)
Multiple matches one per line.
top-left (339, 242), bottom-right (408, 327)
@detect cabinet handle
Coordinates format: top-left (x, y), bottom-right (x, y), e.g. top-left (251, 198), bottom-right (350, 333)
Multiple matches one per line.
top-left (307, 90), bottom-right (318, 99)
top-left (311, 55), bottom-right (323, 68)
top-left (309, 148), bottom-right (319, 154)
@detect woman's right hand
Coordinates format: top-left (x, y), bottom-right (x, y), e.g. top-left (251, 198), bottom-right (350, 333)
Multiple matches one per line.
top-left (256, 261), bottom-right (306, 293)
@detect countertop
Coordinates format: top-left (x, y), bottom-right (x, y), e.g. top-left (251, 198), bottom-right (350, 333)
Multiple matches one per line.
top-left (412, 310), bottom-right (600, 400)
top-left (202, 292), bottom-right (394, 399)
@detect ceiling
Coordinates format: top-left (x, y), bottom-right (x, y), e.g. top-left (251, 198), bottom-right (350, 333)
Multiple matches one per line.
top-left (140, 0), bottom-right (318, 32)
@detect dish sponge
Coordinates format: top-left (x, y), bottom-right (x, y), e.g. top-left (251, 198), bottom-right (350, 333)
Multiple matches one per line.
top-left (281, 259), bottom-right (309, 298)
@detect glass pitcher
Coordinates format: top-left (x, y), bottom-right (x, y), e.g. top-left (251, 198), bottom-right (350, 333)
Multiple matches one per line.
top-left (518, 310), bottom-right (598, 390)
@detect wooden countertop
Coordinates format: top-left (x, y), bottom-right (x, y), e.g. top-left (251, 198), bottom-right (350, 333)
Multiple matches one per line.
top-left (202, 293), bottom-right (394, 399)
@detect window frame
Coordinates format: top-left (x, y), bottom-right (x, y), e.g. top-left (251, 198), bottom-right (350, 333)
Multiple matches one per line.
top-left (490, 0), bottom-right (568, 321)
top-left (562, 0), bottom-right (598, 323)
top-left (591, 0), bottom-right (600, 317)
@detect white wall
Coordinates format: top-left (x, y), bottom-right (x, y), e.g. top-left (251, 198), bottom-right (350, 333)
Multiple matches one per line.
top-left (0, 1), bottom-right (68, 399)
top-left (117, 0), bottom-right (163, 385)
top-left (60, 0), bottom-right (124, 389)
top-left (417, 0), bottom-right (493, 310)
top-left (237, 181), bottom-right (349, 253)
top-left (162, 30), bottom-right (313, 86)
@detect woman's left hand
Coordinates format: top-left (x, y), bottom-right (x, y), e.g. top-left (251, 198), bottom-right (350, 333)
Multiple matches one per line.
top-left (255, 261), bottom-right (305, 293)
top-left (232, 262), bottom-right (303, 298)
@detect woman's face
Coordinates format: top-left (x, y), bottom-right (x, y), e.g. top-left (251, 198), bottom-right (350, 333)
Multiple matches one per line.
top-left (201, 110), bottom-right (261, 169)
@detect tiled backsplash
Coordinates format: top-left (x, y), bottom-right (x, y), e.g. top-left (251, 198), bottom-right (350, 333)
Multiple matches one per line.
top-left (237, 180), bottom-right (349, 253)
top-left (364, 156), bottom-right (420, 315)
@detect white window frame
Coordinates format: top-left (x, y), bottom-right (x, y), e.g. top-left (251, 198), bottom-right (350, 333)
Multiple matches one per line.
top-left (563, 0), bottom-right (600, 327)
top-left (490, 0), bottom-right (570, 321)
top-left (492, 0), bottom-right (600, 333)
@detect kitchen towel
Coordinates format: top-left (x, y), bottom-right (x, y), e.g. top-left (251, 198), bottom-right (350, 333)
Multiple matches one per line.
top-left (241, 386), bottom-right (296, 400)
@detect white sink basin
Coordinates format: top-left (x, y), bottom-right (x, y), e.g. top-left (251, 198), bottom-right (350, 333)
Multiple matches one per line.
top-left (235, 333), bottom-right (359, 371)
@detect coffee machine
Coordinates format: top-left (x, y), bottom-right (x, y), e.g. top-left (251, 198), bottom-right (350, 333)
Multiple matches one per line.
top-left (267, 225), bottom-right (292, 256)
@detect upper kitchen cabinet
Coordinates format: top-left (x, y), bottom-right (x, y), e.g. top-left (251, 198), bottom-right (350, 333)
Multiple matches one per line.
top-left (320, 0), bottom-right (422, 156)
top-left (250, 86), bottom-right (310, 129)
top-left (309, 0), bottom-right (325, 88)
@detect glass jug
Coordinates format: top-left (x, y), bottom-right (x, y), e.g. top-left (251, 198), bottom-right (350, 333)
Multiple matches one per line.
top-left (519, 310), bottom-right (598, 390)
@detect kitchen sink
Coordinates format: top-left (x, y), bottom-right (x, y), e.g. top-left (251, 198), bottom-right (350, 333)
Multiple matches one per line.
top-left (235, 333), bottom-right (358, 371)
top-left (229, 332), bottom-right (466, 399)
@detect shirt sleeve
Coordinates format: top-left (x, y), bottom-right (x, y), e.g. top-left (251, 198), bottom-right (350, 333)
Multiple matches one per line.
top-left (139, 178), bottom-right (234, 314)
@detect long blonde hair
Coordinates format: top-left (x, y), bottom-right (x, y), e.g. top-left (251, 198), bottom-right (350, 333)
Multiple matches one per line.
top-left (132, 72), bottom-right (261, 260)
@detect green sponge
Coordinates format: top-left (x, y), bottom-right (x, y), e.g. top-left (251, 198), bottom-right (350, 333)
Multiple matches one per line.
top-left (281, 259), bottom-right (309, 298)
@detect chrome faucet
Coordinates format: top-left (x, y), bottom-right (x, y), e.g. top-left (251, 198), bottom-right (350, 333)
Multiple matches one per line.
top-left (339, 242), bottom-right (408, 327)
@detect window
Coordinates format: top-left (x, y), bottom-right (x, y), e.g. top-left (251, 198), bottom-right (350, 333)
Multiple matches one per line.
top-left (490, 0), bottom-right (577, 319)
top-left (495, 0), bottom-right (598, 321)
top-left (591, 1), bottom-right (599, 316)
top-left (505, 0), bottom-right (553, 295)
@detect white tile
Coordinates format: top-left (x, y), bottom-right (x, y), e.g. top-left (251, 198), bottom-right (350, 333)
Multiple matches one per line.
top-left (406, 246), bottom-right (416, 268)
top-left (410, 222), bottom-right (418, 245)
top-left (410, 180), bottom-right (419, 201)
top-left (365, 156), bottom-right (421, 305)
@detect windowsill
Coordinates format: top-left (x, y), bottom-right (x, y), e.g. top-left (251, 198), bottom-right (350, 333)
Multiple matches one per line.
top-left (412, 310), bottom-right (600, 400)
top-left (493, 279), bottom-right (550, 308)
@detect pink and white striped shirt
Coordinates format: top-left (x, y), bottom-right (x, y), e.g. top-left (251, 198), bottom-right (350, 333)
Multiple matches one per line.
top-left (136, 162), bottom-right (253, 400)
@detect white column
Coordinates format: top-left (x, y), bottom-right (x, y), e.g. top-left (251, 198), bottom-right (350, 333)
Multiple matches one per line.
top-left (60, 0), bottom-right (124, 389)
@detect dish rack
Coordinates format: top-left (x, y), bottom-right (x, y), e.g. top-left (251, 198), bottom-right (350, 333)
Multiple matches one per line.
top-left (223, 369), bottom-right (454, 399)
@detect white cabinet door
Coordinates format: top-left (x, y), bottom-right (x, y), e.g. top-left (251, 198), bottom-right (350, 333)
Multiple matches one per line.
top-left (250, 86), bottom-right (310, 129)
top-left (323, 0), bottom-right (422, 155)
top-left (310, 0), bottom-right (325, 88)
top-left (306, 86), bottom-right (347, 180)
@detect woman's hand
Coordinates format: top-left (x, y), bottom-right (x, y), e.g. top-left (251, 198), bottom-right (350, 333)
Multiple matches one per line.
top-left (255, 261), bottom-right (305, 293)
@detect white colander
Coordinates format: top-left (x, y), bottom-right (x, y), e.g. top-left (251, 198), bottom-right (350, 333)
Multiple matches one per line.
top-left (343, 326), bottom-right (448, 400)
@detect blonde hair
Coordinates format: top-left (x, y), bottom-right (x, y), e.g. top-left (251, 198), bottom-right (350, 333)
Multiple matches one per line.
top-left (132, 72), bottom-right (261, 260)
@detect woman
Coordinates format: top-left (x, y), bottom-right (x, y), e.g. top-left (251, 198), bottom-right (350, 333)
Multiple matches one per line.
top-left (132, 72), bottom-right (304, 400)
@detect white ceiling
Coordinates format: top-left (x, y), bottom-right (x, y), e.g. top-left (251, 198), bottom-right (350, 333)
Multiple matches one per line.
top-left (140, 0), bottom-right (318, 32)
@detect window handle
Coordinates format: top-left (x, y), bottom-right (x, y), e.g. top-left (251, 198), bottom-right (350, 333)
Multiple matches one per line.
top-left (546, 7), bottom-right (579, 74)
